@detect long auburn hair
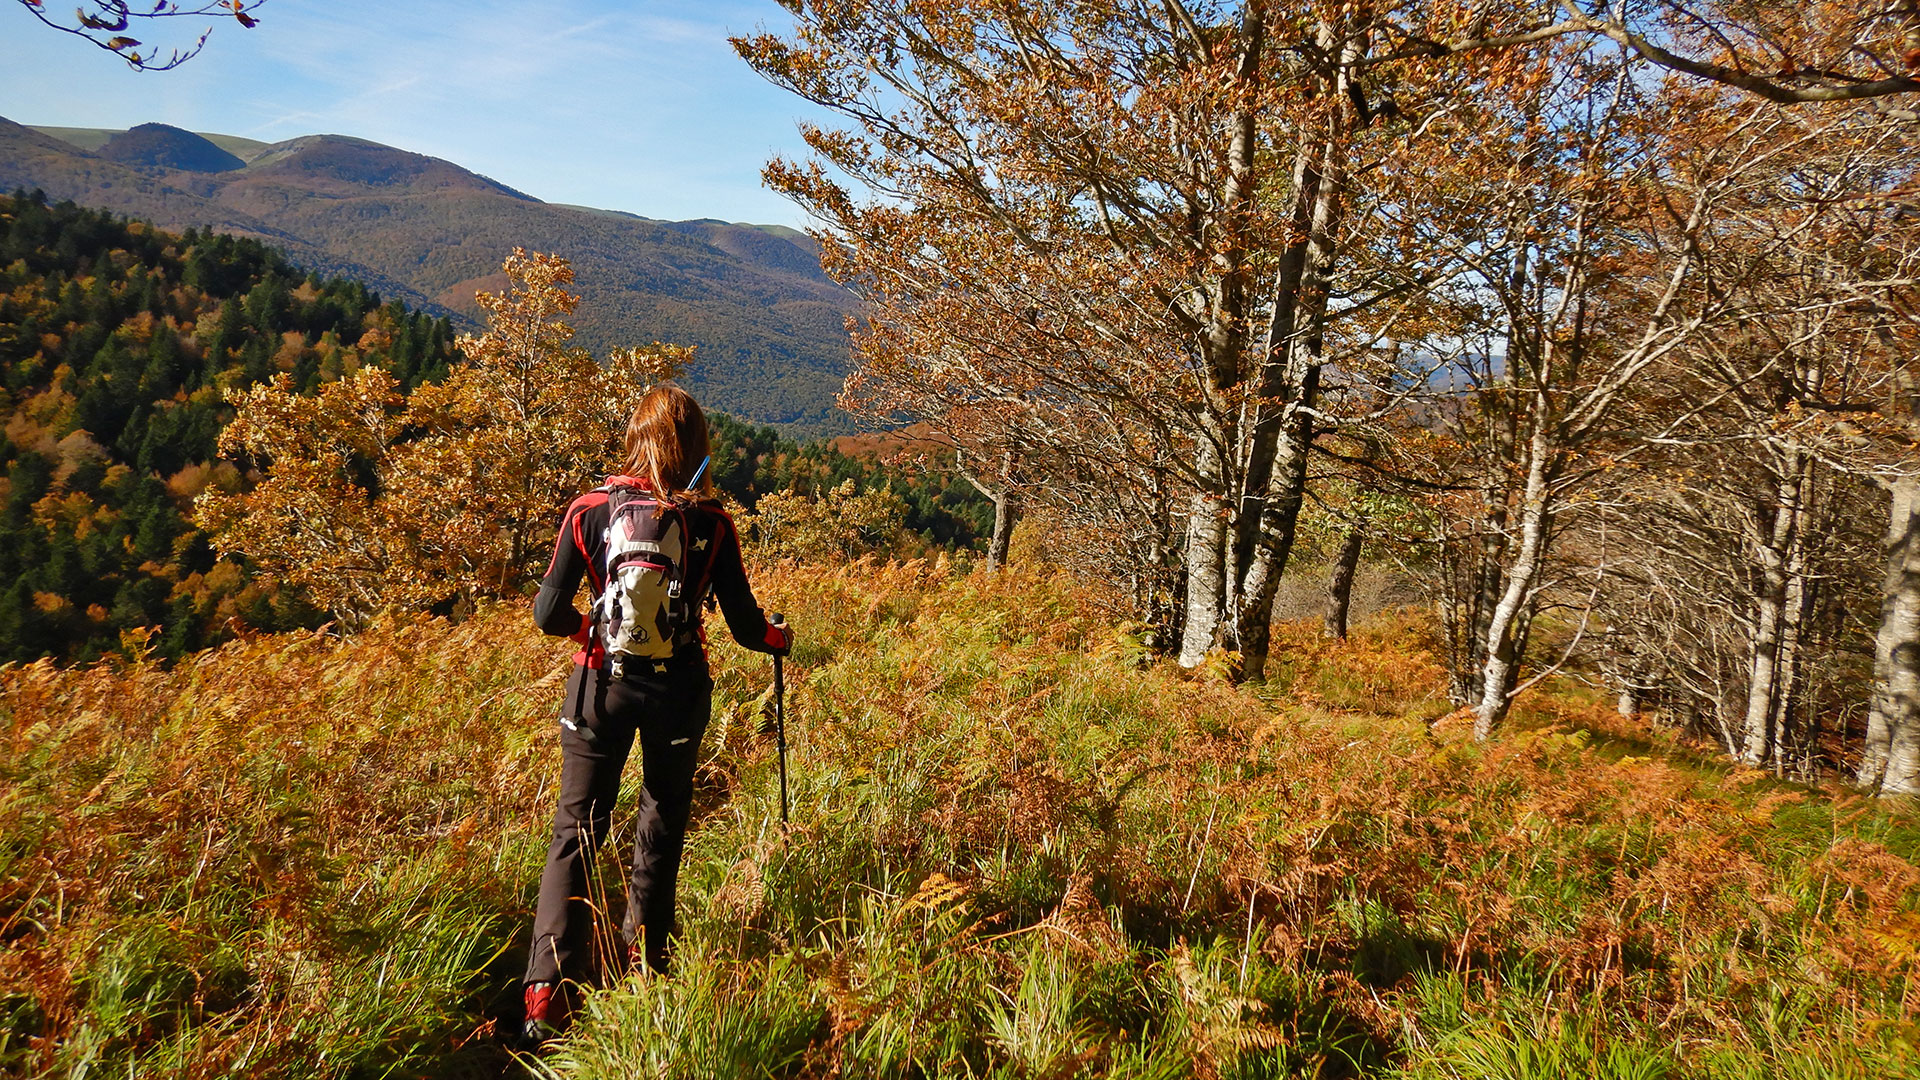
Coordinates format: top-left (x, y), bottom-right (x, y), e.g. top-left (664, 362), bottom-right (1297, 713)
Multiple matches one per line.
top-left (621, 384), bottom-right (716, 504)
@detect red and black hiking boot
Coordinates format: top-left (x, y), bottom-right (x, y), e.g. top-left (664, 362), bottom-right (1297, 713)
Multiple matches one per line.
top-left (520, 981), bottom-right (562, 1050)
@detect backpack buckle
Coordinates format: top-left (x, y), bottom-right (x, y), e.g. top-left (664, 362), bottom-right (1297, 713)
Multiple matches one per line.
top-left (609, 655), bottom-right (625, 680)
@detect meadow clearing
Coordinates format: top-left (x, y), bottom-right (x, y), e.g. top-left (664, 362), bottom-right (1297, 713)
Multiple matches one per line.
top-left (3, 560), bottom-right (1916, 1078)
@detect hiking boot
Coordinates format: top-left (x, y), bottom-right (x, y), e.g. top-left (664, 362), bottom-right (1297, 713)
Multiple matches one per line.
top-left (520, 981), bottom-right (561, 1050)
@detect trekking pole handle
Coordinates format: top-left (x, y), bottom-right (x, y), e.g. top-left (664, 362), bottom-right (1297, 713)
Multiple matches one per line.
top-left (770, 612), bottom-right (785, 626)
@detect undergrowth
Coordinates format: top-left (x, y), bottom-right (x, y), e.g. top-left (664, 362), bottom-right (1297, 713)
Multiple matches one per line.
top-left (2, 560), bottom-right (1917, 1077)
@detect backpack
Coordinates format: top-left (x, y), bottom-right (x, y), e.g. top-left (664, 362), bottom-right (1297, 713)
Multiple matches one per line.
top-left (594, 487), bottom-right (695, 670)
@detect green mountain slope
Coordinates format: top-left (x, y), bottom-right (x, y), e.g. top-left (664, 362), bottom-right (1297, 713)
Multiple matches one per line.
top-left (0, 191), bottom-right (462, 664)
top-left (0, 193), bottom-right (978, 663)
top-left (0, 119), bottom-right (451, 310)
top-left (7, 118), bottom-right (858, 433)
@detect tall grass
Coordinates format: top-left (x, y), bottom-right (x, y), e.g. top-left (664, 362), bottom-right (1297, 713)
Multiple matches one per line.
top-left (1, 612), bottom-right (560, 1076)
top-left (4, 558), bottom-right (1918, 1076)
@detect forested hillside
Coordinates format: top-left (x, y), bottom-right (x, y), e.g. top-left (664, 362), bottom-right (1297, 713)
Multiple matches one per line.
top-left (0, 190), bottom-right (458, 664)
top-left (708, 412), bottom-right (992, 553)
top-left (0, 193), bottom-right (987, 664)
top-left (1, 118), bottom-right (861, 434)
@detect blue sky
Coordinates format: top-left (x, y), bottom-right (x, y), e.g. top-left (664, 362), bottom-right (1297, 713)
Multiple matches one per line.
top-left (0, 0), bottom-right (832, 227)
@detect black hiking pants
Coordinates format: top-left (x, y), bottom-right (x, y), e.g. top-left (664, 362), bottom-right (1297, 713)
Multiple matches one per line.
top-left (524, 660), bottom-right (711, 988)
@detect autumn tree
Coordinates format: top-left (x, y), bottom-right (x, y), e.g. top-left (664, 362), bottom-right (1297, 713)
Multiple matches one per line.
top-left (1861, 314), bottom-right (1920, 794)
top-left (199, 250), bottom-right (691, 625)
top-left (743, 0), bottom-right (1920, 682)
top-left (739, 1), bottom-right (1464, 676)
top-left (1583, 100), bottom-right (1916, 773)
top-left (737, 478), bottom-right (909, 562)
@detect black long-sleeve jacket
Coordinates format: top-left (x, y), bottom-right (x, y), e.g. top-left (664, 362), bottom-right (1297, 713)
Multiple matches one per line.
top-left (534, 476), bottom-right (783, 668)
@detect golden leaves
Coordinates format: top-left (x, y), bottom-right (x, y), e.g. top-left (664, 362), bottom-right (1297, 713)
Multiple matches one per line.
top-left (198, 251), bottom-right (694, 624)
top-left (739, 478), bottom-right (909, 561)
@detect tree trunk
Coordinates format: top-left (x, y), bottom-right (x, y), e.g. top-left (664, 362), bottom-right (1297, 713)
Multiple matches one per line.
top-left (1448, 405), bottom-right (1518, 706)
top-left (1771, 563), bottom-right (1811, 777)
top-left (1175, 14), bottom-right (1265, 668)
top-left (1178, 431), bottom-right (1232, 667)
top-left (1739, 460), bottom-right (1807, 768)
top-left (960, 450), bottom-right (1020, 573)
top-left (1231, 24), bottom-right (1357, 684)
top-left (1234, 390), bottom-right (1318, 678)
top-left (1769, 487), bottom-right (1816, 779)
top-left (1473, 425), bottom-right (1555, 741)
top-left (1323, 518), bottom-right (1366, 640)
top-left (1859, 476), bottom-right (1920, 796)
top-left (985, 489), bottom-right (1017, 572)
top-left (1230, 142), bottom-right (1322, 619)
top-left (1741, 582), bottom-right (1786, 767)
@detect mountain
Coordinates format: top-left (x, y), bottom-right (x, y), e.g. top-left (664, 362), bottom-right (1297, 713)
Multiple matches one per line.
top-left (98, 123), bottom-right (244, 173)
top-left (0, 191), bottom-right (981, 665)
top-left (3, 118), bottom-right (858, 434)
top-left (0, 119), bottom-right (455, 314)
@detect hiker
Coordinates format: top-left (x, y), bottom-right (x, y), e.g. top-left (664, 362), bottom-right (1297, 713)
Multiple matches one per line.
top-left (521, 383), bottom-right (792, 1045)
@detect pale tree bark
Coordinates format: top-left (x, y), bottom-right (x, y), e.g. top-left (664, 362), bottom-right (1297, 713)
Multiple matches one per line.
top-left (1229, 14), bottom-right (1357, 680)
top-left (1175, 7), bottom-right (1265, 667)
top-left (1323, 517), bottom-right (1367, 640)
top-left (1860, 476), bottom-right (1920, 796)
top-left (1739, 457), bottom-right (1809, 768)
top-left (1770, 547), bottom-right (1812, 775)
top-left (1235, 379), bottom-right (1322, 674)
top-left (960, 451), bottom-right (1021, 573)
top-left (1227, 143), bottom-right (1322, 666)
top-left (1179, 493), bottom-right (1231, 665)
top-left (1472, 423), bottom-right (1557, 741)
top-left (1857, 347), bottom-right (1920, 796)
top-left (1179, 418), bottom-right (1234, 666)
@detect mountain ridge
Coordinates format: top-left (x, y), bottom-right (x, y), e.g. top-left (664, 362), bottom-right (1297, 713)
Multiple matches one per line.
top-left (6, 119), bottom-right (857, 434)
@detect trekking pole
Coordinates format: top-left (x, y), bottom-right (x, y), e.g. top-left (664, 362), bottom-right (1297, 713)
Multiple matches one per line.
top-left (771, 613), bottom-right (789, 826)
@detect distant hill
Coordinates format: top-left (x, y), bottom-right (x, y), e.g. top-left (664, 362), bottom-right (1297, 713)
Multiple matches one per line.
top-left (99, 123), bottom-right (244, 173)
top-left (26, 125), bottom-right (274, 160)
top-left (5, 118), bottom-right (859, 434)
top-left (0, 120), bottom-right (458, 314)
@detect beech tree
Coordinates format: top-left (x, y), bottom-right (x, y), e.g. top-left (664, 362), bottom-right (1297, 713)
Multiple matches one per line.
top-left (738, 1), bottom-right (1467, 677)
top-left (199, 250), bottom-right (690, 624)
top-left (742, 0), bottom-right (1920, 682)
top-left (1616, 103), bottom-right (1912, 771)
top-left (1863, 354), bottom-right (1920, 795)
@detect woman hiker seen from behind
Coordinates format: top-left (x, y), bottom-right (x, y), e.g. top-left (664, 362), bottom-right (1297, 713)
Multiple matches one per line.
top-left (521, 383), bottom-right (791, 1047)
